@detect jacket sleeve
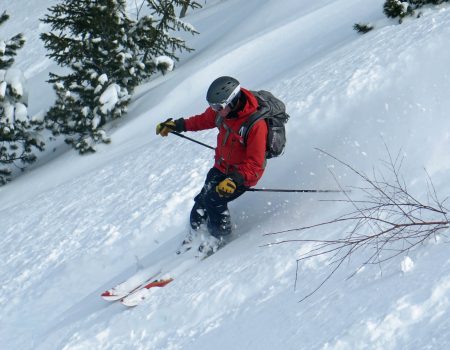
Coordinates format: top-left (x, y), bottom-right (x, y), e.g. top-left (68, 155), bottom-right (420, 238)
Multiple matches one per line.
top-left (184, 107), bottom-right (217, 131)
top-left (233, 119), bottom-right (268, 186)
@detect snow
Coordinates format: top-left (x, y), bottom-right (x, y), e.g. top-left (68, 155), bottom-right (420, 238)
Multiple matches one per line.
top-left (0, 67), bottom-right (28, 125)
top-left (2, 0), bottom-right (450, 349)
top-left (0, 80), bottom-right (6, 99)
top-left (2, 101), bottom-right (14, 125)
top-left (401, 256), bottom-right (415, 273)
top-left (12, 102), bottom-right (28, 122)
top-left (0, 40), bottom-right (6, 55)
top-left (154, 55), bottom-right (175, 71)
top-left (4, 68), bottom-right (26, 99)
top-left (99, 83), bottom-right (120, 114)
top-left (97, 73), bottom-right (108, 85)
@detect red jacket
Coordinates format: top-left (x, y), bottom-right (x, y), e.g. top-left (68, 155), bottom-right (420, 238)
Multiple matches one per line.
top-left (184, 88), bottom-right (267, 187)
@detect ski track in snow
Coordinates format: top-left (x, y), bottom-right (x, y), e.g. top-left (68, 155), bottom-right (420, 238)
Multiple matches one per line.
top-left (2, 0), bottom-right (450, 349)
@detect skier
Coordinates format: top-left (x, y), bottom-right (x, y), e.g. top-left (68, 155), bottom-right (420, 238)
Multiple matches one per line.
top-left (156, 76), bottom-right (268, 241)
top-left (101, 77), bottom-right (279, 305)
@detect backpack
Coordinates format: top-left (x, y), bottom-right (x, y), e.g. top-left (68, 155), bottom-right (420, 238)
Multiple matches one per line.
top-left (239, 90), bottom-right (289, 159)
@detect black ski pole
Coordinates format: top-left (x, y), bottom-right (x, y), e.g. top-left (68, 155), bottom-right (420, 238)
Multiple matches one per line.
top-left (170, 131), bottom-right (215, 150)
top-left (247, 188), bottom-right (350, 193)
top-left (169, 132), bottom-right (349, 194)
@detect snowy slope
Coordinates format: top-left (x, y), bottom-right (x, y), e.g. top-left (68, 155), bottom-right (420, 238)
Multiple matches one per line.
top-left (2, 0), bottom-right (450, 349)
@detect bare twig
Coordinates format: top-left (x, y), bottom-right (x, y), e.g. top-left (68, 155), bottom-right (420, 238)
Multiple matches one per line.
top-left (266, 148), bottom-right (449, 302)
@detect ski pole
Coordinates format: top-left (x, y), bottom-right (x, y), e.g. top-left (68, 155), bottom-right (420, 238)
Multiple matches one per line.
top-left (168, 132), bottom-right (349, 194)
top-left (247, 188), bottom-right (350, 193)
top-left (170, 131), bottom-right (215, 150)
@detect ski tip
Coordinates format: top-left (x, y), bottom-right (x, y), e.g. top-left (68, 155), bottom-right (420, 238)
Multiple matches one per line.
top-left (143, 278), bottom-right (174, 289)
top-left (101, 290), bottom-right (124, 301)
top-left (120, 278), bottom-right (175, 307)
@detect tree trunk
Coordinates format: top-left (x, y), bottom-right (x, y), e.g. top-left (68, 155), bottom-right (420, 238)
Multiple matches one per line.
top-left (180, 1), bottom-right (190, 18)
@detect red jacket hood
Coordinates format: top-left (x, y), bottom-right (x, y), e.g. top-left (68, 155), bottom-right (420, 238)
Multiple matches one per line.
top-left (234, 88), bottom-right (259, 121)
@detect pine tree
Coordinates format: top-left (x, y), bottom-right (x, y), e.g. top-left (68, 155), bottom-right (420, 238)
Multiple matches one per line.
top-left (383, 0), bottom-right (449, 22)
top-left (409, 0), bottom-right (426, 5)
top-left (129, 0), bottom-right (201, 80)
top-left (179, 0), bottom-right (201, 18)
top-left (141, 0), bottom-right (201, 72)
top-left (383, 0), bottom-right (414, 22)
top-left (41, 0), bottom-right (136, 153)
top-left (0, 12), bottom-right (24, 70)
top-left (410, 0), bottom-right (449, 5)
top-left (353, 23), bottom-right (374, 34)
top-left (0, 11), bottom-right (45, 185)
top-left (41, 0), bottom-right (200, 154)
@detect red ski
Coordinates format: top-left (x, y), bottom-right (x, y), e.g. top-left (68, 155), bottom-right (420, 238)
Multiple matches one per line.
top-left (101, 270), bottom-right (162, 301)
top-left (120, 278), bottom-right (174, 307)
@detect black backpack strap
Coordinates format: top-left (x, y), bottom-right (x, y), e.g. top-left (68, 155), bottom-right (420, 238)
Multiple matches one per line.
top-left (239, 92), bottom-right (269, 145)
top-left (239, 112), bottom-right (267, 145)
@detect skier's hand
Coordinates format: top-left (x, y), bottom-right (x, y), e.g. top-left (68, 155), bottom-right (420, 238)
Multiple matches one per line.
top-left (156, 118), bottom-right (186, 137)
top-left (216, 178), bottom-right (237, 197)
top-left (156, 118), bottom-right (176, 137)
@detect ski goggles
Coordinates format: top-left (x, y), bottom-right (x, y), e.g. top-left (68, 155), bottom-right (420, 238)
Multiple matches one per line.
top-left (209, 85), bottom-right (241, 111)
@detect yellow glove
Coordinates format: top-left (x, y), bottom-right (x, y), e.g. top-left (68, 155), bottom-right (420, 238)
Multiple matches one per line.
top-left (156, 118), bottom-right (176, 137)
top-left (216, 178), bottom-right (237, 197)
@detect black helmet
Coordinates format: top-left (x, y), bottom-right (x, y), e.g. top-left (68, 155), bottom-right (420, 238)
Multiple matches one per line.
top-left (206, 76), bottom-right (241, 111)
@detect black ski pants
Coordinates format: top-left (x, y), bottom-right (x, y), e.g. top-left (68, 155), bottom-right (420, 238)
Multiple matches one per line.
top-left (191, 167), bottom-right (247, 237)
